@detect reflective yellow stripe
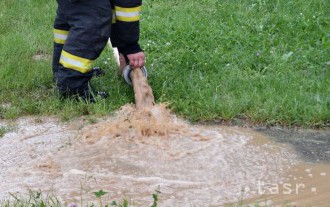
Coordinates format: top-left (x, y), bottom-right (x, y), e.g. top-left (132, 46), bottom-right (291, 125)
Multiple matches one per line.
top-left (54, 29), bottom-right (69, 35)
top-left (115, 6), bottom-right (141, 22)
top-left (115, 6), bottom-right (141, 13)
top-left (59, 50), bottom-right (93, 73)
top-left (54, 29), bottom-right (69, 44)
top-left (116, 15), bottom-right (140, 22)
top-left (54, 38), bottom-right (66, 44)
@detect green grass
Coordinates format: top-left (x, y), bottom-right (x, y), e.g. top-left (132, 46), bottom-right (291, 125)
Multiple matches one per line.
top-left (0, 127), bottom-right (6, 138)
top-left (0, 122), bottom-right (14, 138)
top-left (1, 190), bottom-right (159, 207)
top-left (0, 0), bottom-right (329, 127)
top-left (0, 126), bottom-right (10, 138)
top-left (1, 190), bottom-right (297, 207)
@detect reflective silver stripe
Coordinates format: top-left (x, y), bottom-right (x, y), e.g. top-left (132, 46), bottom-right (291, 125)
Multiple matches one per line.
top-left (116, 11), bottom-right (140, 18)
top-left (60, 54), bottom-right (84, 68)
top-left (54, 33), bottom-right (68, 41)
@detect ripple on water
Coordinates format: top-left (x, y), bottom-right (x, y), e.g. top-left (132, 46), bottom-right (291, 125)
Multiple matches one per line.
top-left (0, 107), bottom-right (300, 206)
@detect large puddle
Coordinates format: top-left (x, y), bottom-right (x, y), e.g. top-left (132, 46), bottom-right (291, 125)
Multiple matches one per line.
top-left (0, 105), bottom-right (329, 206)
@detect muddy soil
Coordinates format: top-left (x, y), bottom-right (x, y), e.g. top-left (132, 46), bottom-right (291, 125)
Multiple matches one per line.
top-left (255, 127), bottom-right (330, 163)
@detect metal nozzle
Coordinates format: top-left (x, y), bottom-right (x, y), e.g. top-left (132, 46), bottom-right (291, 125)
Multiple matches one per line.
top-left (122, 66), bottom-right (148, 85)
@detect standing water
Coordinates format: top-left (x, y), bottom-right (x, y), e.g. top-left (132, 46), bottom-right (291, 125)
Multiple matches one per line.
top-left (1, 74), bottom-right (329, 206)
top-left (1, 106), bottom-right (329, 206)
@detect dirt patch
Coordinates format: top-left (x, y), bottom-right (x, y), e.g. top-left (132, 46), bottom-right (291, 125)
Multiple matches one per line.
top-left (32, 50), bottom-right (52, 61)
top-left (255, 127), bottom-right (330, 163)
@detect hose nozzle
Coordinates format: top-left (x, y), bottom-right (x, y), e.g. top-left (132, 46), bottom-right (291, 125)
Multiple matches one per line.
top-left (122, 65), bottom-right (148, 85)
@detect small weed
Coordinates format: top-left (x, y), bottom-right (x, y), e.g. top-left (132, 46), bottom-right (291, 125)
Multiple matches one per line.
top-left (2, 191), bottom-right (61, 207)
top-left (0, 125), bottom-right (14, 138)
top-left (94, 189), bottom-right (108, 198)
top-left (150, 187), bottom-right (161, 207)
top-left (2, 106), bottom-right (21, 119)
top-left (0, 189), bottom-right (307, 207)
top-left (0, 127), bottom-right (6, 138)
top-left (93, 189), bottom-right (107, 207)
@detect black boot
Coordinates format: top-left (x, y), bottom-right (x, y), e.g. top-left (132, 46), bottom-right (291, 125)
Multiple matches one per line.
top-left (79, 88), bottom-right (108, 103)
top-left (92, 67), bottom-right (105, 77)
top-left (57, 67), bottom-right (107, 103)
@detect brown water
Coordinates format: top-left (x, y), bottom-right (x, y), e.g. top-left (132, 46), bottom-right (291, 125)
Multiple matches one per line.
top-left (2, 59), bottom-right (329, 206)
top-left (245, 163), bottom-right (330, 207)
top-left (0, 108), bottom-right (329, 206)
top-left (130, 67), bottom-right (155, 110)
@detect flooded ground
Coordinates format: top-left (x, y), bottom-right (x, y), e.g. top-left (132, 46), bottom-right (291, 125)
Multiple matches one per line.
top-left (245, 127), bottom-right (330, 207)
top-left (245, 163), bottom-right (330, 207)
top-left (256, 127), bottom-right (330, 163)
top-left (0, 106), bottom-right (329, 206)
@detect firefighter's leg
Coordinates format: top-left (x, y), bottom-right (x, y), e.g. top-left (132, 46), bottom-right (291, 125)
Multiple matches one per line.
top-left (52, 8), bottom-right (70, 82)
top-left (56, 0), bottom-right (112, 101)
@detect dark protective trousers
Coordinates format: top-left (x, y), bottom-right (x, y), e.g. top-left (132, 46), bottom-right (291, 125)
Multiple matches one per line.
top-left (53, 0), bottom-right (112, 98)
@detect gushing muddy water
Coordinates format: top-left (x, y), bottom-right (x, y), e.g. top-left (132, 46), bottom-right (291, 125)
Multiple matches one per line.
top-left (0, 108), bottom-right (329, 206)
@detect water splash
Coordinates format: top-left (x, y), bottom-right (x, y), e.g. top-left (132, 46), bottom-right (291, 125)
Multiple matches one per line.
top-left (0, 108), bottom-right (302, 206)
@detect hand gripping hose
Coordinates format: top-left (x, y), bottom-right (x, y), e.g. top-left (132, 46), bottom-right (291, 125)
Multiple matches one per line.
top-left (106, 41), bottom-right (148, 85)
top-left (122, 65), bottom-right (148, 85)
